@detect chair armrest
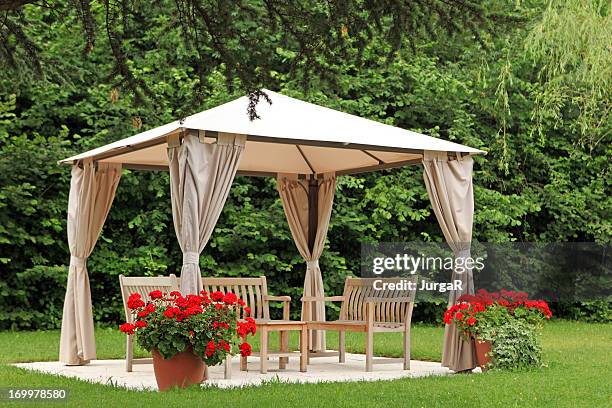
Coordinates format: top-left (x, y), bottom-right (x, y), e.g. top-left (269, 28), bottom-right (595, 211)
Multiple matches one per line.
top-left (263, 295), bottom-right (291, 320)
top-left (263, 295), bottom-right (291, 302)
top-left (365, 296), bottom-right (413, 303)
top-left (301, 296), bottom-right (345, 302)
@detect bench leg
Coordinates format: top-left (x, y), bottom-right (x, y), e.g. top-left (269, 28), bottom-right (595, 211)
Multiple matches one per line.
top-left (365, 329), bottom-right (374, 372)
top-left (279, 330), bottom-right (288, 369)
top-left (240, 355), bottom-right (247, 371)
top-left (339, 330), bottom-right (346, 363)
top-left (260, 326), bottom-right (269, 374)
top-left (224, 355), bottom-right (232, 379)
top-left (126, 335), bottom-right (133, 372)
top-left (403, 325), bottom-right (411, 370)
top-left (300, 326), bottom-right (308, 372)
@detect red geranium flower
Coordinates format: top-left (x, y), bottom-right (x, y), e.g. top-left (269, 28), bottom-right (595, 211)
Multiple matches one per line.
top-left (119, 322), bottom-right (136, 335)
top-left (467, 317), bottom-right (476, 326)
top-left (205, 340), bottom-right (216, 357)
top-left (135, 320), bottom-right (147, 328)
top-left (211, 291), bottom-right (224, 302)
top-left (222, 292), bottom-right (238, 305)
top-left (240, 342), bottom-right (252, 357)
top-left (149, 290), bottom-right (163, 299)
top-left (127, 293), bottom-right (145, 309)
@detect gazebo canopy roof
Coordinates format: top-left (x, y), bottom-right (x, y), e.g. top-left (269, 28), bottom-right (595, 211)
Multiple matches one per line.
top-left (60, 89), bottom-right (485, 176)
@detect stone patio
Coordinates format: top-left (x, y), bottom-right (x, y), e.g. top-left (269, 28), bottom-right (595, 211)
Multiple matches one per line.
top-left (14, 353), bottom-right (453, 391)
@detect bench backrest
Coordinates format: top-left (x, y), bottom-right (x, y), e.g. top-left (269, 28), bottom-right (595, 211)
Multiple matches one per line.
top-left (201, 276), bottom-right (270, 320)
top-left (119, 274), bottom-right (179, 322)
top-left (339, 277), bottom-right (416, 323)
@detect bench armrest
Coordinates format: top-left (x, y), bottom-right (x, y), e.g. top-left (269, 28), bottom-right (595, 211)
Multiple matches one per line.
top-left (365, 297), bottom-right (413, 303)
top-left (263, 295), bottom-right (291, 320)
top-left (301, 296), bottom-right (345, 302)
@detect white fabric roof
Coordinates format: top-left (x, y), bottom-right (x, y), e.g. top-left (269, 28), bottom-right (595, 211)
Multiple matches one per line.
top-left (60, 89), bottom-right (485, 176)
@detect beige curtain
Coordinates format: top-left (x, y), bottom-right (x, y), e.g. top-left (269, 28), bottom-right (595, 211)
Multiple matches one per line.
top-left (60, 161), bottom-right (122, 365)
top-left (422, 150), bottom-right (476, 372)
top-left (277, 173), bottom-right (336, 351)
top-left (168, 130), bottom-right (245, 294)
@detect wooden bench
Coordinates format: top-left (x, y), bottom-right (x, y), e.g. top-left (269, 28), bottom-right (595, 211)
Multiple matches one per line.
top-left (118, 274), bottom-right (179, 372)
top-left (302, 277), bottom-right (417, 372)
top-left (200, 276), bottom-right (294, 372)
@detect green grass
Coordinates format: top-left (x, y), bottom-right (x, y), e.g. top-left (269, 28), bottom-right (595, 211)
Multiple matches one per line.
top-left (0, 321), bottom-right (610, 407)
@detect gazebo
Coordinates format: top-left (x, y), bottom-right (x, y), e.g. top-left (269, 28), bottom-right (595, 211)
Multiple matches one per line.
top-left (58, 89), bottom-right (485, 373)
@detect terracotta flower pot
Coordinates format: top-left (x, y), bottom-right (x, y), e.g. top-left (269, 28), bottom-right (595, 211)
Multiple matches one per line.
top-left (152, 347), bottom-right (207, 391)
top-left (474, 338), bottom-right (492, 370)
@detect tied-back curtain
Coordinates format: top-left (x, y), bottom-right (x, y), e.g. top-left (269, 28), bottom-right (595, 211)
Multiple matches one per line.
top-left (277, 173), bottom-right (336, 352)
top-left (60, 162), bottom-right (122, 365)
top-left (168, 130), bottom-right (246, 295)
top-left (422, 150), bottom-right (476, 372)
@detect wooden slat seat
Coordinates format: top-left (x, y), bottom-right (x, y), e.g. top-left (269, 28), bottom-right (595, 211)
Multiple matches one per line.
top-left (302, 277), bottom-right (417, 372)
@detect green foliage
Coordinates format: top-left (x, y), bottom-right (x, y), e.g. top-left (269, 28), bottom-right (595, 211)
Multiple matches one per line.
top-left (554, 301), bottom-right (612, 323)
top-left (0, 1), bottom-right (609, 330)
top-left (481, 319), bottom-right (543, 370)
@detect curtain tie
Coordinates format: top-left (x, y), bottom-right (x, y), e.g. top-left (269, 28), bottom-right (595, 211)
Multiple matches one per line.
top-left (455, 249), bottom-right (471, 259)
top-left (70, 256), bottom-right (87, 268)
top-left (182, 251), bottom-right (199, 265)
top-left (306, 260), bottom-right (320, 270)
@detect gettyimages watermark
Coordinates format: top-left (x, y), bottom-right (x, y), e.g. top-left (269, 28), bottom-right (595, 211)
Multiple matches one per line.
top-left (361, 242), bottom-right (612, 302)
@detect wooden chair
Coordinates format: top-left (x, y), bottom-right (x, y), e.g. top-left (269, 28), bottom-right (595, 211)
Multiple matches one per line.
top-left (200, 276), bottom-right (292, 371)
top-left (118, 274), bottom-right (179, 372)
top-left (302, 277), bottom-right (416, 372)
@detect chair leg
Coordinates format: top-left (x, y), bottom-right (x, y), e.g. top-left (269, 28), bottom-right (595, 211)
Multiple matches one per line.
top-left (403, 325), bottom-right (411, 370)
top-left (126, 335), bottom-right (133, 372)
top-left (339, 331), bottom-right (346, 363)
top-left (306, 329), bottom-right (311, 365)
top-left (260, 327), bottom-right (269, 374)
top-left (365, 329), bottom-right (374, 372)
top-left (299, 325), bottom-right (308, 372)
top-left (279, 330), bottom-right (288, 369)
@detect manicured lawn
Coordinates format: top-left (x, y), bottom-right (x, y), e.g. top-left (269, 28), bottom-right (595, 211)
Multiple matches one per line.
top-left (0, 321), bottom-right (610, 407)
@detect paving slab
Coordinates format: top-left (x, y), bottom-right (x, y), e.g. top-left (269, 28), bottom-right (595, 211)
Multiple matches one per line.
top-left (14, 353), bottom-right (452, 391)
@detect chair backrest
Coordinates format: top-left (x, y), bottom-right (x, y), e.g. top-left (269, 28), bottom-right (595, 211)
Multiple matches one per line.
top-left (119, 274), bottom-right (179, 322)
top-left (201, 276), bottom-right (270, 320)
top-left (339, 277), bottom-right (416, 323)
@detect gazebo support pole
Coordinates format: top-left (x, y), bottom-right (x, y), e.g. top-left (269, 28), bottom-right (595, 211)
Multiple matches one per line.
top-left (307, 176), bottom-right (322, 351)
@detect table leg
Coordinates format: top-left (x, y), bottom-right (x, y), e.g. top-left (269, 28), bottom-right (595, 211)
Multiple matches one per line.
top-left (260, 326), bottom-right (269, 374)
top-left (300, 325), bottom-right (307, 372)
top-left (279, 330), bottom-right (288, 369)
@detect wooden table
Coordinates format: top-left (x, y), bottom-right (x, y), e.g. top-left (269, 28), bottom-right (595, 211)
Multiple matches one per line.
top-left (254, 320), bottom-right (308, 374)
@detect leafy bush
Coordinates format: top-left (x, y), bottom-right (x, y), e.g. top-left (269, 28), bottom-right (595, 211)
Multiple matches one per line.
top-left (1, 2), bottom-right (610, 331)
top-left (553, 301), bottom-right (612, 323)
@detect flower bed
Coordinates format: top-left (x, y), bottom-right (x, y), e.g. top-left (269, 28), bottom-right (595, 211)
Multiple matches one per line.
top-left (444, 289), bottom-right (552, 370)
